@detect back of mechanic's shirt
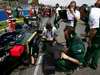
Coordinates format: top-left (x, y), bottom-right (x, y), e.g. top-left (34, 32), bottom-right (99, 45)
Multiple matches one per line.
top-left (68, 36), bottom-right (85, 64)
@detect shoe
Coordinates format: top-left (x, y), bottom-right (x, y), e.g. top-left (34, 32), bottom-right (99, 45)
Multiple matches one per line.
top-left (89, 64), bottom-right (97, 70)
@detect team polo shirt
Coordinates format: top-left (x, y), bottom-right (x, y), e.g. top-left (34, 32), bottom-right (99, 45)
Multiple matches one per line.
top-left (89, 7), bottom-right (100, 29)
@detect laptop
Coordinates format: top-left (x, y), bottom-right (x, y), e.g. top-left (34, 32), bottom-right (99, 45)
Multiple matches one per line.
top-left (59, 10), bottom-right (68, 20)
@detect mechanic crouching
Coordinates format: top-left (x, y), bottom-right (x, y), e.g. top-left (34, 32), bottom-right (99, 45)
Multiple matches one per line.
top-left (55, 26), bottom-right (85, 74)
top-left (57, 26), bottom-right (85, 70)
top-left (42, 25), bottom-right (85, 75)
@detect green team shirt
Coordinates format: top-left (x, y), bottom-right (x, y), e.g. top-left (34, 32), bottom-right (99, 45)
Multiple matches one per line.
top-left (69, 36), bottom-right (85, 63)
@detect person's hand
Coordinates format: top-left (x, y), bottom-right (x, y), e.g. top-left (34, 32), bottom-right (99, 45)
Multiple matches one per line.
top-left (41, 36), bottom-right (47, 41)
top-left (70, 8), bottom-right (74, 13)
top-left (47, 38), bottom-right (53, 41)
top-left (0, 57), bottom-right (4, 62)
top-left (42, 36), bottom-right (46, 39)
top-left (61, 52), bottom-right (68, 59)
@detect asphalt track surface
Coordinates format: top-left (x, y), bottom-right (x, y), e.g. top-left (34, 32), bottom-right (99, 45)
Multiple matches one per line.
top-left (10, 16), bottom-right (100, 75)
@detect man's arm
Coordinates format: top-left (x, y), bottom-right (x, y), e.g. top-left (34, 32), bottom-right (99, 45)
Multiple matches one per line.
top-left (88, 28), bottom-right (97, 40)
top-left (61, 52), bottom-right (81, 65)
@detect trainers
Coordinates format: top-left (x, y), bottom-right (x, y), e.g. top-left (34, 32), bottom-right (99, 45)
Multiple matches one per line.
top-left (89, 64), bottom-right (97, 70)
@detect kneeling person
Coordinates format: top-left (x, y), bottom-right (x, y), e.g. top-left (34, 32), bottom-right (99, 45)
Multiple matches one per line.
top-left (56, 26), bottom-right (85, 72)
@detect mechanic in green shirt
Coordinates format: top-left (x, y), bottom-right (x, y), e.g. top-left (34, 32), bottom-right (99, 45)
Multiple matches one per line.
top-left (55, 26), bottom-right (85, 73)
